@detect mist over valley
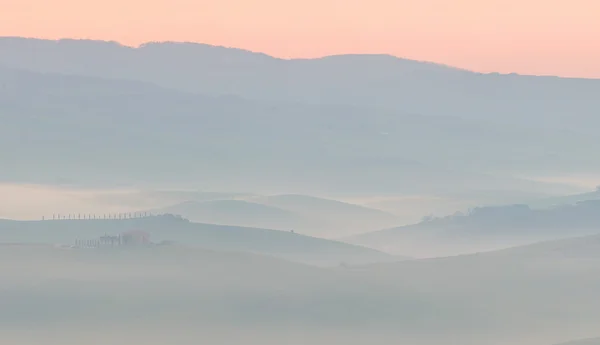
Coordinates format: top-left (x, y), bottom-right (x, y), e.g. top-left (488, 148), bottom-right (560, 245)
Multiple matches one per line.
top-left (2, 37), bottom-right (600, 345)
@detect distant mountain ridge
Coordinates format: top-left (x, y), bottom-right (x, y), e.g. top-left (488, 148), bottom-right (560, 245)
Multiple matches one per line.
top-left (3, 37), bottom-right (600, 199)
top-left (2, 64), bottom-right (586, 195)
top-left (2, 37), bottom-right (599, 135)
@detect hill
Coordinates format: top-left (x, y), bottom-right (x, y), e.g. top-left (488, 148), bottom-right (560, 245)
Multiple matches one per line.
top-left (249, 194), bottom-right (400, 237)
top-left (2, 38), bottom-right (600, 136)
top-left (152, 195), bottom-right (403, 238)
top-left (0, 215), bottom-right (399, 266)
top-left (529, 187), bottom-right (600, 209)
top-left (151, 199), bottom-right (320, 234)
top-left (4, 234), bottom-right (600, 344)
top-left (0, 65), bottom-right (584, 197)
top-left (1, 38), bottom-right (599, 132)
top-left (84, 189), bottom-right (256, 210)
top-left (350, 234), bottom-right (600, 344)
top-left (346, 200), bottom-right (600, 257)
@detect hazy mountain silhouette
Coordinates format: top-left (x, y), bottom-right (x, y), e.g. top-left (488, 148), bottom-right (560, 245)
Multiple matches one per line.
top-left (1, 37), bottom-right (599, 135)
top-left (347, 200), bottom-right (600, 257)
top-left (0, 65), bottom-right (587, 196)
top-left (0, 215), bottom-right (400, 266)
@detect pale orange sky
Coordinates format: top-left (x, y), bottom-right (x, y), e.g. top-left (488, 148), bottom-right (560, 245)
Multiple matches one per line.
top-left (2, 0), bottom-right (599, 78)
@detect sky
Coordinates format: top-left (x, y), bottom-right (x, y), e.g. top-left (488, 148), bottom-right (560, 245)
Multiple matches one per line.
top-left (1, 0), bottom-right (599, 78)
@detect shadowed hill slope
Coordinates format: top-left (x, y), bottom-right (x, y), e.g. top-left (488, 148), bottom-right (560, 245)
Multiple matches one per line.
top-left (1, 37), bottom-right (600, 136)
top-left (0, 65), bottom-right (585, 196)
top-left (346, 234), bottom-right (600, 344)
top-left (151, 199), bottom-right (320, 234)
top-left (3, 234), bottom-right (600, 344)
top-left (0, 215), bottom-right (400, 266)
top-left (529, 188), bottom-right (600, 209)
top-left (346, 201), bottom-right (600, 257)
top-left (251, 194), bottom-right (397, 220)
top-left (152, 195), bottom-right (401, 238)
top-left (249, 194), bottom-right (400, 236)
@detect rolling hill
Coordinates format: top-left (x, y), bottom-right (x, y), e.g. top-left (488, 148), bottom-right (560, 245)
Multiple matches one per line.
top-left (151, 199), bottom-right (319, 233)
top-left (151, 195), bottom-right (402, 238)
top-left (348, 234), bottom-right (600, 344)
top-left (0, 65), bottom-right (584, 197)
top-left (249, 194), bottom-right (401, 236)
top-left (1, 37), bottom-right (599, 138)
top-left (5, 35), bottom-right (600, 345)
top-left (529, 187), bottom-right (600, 209)
top-left (4, 233), bottom-right (600, 344)
top-left (0, 215), bottom-right (400, 266)
top-left (346, 201), bottom-right (600, 258)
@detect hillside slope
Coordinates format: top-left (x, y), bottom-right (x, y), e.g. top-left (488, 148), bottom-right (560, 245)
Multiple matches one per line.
top-left (529, 188), bottom-right (600, 209)
top-left (0, 66), bottom-right (585, 195)
top-left (0, 215), bottom-right (399, 266)
top-left (4, 234), bottom-right (600, 344)
top-left (1, 38), bottom-right (599, 136)
top-left (249, 194), bottom-right (400, 236)
top-left (346, 201), bottom-right (600, 257)
top-left (349, 234), bottom-right (600, 343)
top-left (152, 199), bottom-right (320, 234)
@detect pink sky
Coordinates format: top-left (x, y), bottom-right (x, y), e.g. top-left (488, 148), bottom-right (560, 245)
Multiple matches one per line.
top-left (2, 0), bottom-right (599, 78)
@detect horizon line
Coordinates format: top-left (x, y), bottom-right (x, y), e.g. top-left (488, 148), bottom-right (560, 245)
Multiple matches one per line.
top-left (2, 35), bottom-right (599, 80)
